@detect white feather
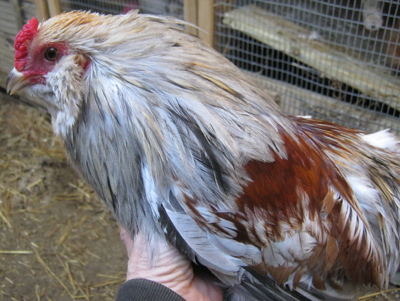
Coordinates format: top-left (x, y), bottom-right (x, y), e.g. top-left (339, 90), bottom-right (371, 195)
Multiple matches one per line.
top-left (361, 130), bottom-right (399, 151)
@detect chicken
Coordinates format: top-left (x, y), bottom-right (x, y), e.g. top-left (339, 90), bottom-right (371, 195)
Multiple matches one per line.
top-left (6, 11), bottom-right (400, 300)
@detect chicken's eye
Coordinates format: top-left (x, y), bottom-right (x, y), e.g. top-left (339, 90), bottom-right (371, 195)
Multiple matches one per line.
top-left (44, 47), bottom-right (60, 62)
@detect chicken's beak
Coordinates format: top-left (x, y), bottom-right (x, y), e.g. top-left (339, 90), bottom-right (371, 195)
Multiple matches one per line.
top-left (6, 68), bottom-right (31, 95)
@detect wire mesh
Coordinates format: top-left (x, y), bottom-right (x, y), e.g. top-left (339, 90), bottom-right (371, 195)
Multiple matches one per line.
top-left (215, 0), bottom-right (400, 133)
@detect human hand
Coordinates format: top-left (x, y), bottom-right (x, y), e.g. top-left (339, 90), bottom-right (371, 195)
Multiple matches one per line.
top-left (120, 227), bottom-right (223, 301)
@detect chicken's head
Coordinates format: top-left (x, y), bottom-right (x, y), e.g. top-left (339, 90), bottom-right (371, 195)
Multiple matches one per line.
top-left (8, 16), bottom-right (91, 91)
top-left (7, 15), bottom-right (91, 135)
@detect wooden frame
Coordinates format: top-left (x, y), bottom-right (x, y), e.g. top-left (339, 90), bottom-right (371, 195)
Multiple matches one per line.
top-left (35, 0), bottom-right (61, 20)
top-left (47, 0), bottom-right (62, 18)
top-left (35, 0), bottom-right (49, 20)
top-left (184, 0), bottom-right (214, 47)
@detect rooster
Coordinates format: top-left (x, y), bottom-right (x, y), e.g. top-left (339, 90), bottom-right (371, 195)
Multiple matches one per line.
top-left (6, 11), bottom-right (400, 300)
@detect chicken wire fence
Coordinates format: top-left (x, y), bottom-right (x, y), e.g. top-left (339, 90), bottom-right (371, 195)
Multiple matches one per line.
top-left (214, 0), bottom-right (400, 134)
top-left (3, 0), bottom-right (400, 134)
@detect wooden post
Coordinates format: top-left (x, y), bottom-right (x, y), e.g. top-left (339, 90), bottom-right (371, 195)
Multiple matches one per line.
top-left (35, 0), bottom-right (49, 20)
top-left (183, 0), bottom-right (214, 47)
top-left (184, 0), bottom-right (198, 36)
top-left (47, 0), bottom-right (62, 17)
top-left (197, 0), bottom-right (214, 47)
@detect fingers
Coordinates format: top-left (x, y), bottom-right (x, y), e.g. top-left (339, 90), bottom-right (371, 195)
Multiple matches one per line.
top-left (119, 226), bottom-right (223, 300)
top-left (120, 227), bottom-right (135, 258)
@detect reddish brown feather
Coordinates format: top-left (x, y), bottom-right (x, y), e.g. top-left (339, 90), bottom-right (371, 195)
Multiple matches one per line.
top-left (292, 118), bottom-right (389, 285)
top-left (235, 129), bottom-right (348, 286)
top-left (199, 125), bottom-right (384, 288)
top-left (236, 128), bottom-right (350, 237)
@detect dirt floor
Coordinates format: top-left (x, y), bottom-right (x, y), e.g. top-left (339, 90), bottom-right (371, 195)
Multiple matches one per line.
top-left (0, 92), bottom-right (126, 300)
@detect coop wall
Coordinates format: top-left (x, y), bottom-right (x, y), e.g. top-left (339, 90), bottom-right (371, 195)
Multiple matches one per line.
top-left (1, 0), bottom-right (399, 134)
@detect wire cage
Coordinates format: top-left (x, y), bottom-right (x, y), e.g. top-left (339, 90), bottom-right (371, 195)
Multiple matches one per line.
top-left (2, 0), bottom-right (400, 134)
top-left (215, 0), bottom-right (400, 134)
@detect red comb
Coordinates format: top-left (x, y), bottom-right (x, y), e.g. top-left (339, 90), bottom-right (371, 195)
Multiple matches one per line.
top-left (14, 17), bottom-right (39, 71)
